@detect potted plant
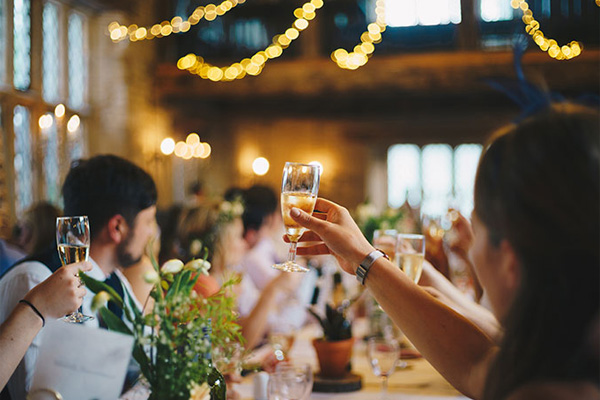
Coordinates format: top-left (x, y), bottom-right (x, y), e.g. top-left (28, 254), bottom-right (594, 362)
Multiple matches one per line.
top-left (308, 303), bottom-right (354, 379)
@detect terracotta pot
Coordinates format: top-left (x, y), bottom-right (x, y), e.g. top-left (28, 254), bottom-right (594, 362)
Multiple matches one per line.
top-left (312, 337), bottom-right (355, 379)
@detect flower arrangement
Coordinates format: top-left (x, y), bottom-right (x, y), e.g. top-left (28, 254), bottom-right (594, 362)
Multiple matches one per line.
top-left (187, 198), bottom-right (244, 260)
top-left (82, 249), bottom-right (244, 400)
top-left (353, 201), bottom-right (421, 244)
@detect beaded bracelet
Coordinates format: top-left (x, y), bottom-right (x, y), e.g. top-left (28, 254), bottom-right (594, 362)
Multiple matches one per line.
top-left (19, 299), bottom-right (45, 327)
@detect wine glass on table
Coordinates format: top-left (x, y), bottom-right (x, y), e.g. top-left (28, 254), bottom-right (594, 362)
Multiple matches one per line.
top-left (367, 337), bottom-right (401, 400)
top-left (268, 322), bottom-right (296, 361)
top-left (268, 362), bottom-right (313, 400)
top-left (273, 162), bottom-right (320, 273)
top-left (395, 233), bottom-right (425, 283)
top-left (56, 216), bottom-right (94, 323)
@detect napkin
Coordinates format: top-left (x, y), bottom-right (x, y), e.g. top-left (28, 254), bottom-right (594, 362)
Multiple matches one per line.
top-left (29, 320), bottom-right (134, 400)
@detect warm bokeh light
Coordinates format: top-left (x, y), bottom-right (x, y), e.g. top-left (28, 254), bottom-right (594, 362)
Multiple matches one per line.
top-left (160, 138), bottom-right (175, 155)
top-left (38, 114), bottom-right (53, 130)
top-left (174, 141), bottom-right (187, 157)
top-left (54, 104), bottom-right (65, 118)
top-left (176, 0), bottom-right (324, 82)
top-left (182, 145), bottom-right (193, 160)
top-left (67, 115), bottom-right (80, 133)
top-left (186, 133), bottom-right (200, 145)
top-left (309, 161), bottom-right (323, 174)
top-left (108, 0), bottom-right (245, 43)
top-left (193, 143), bottom-right (205, 158)
top-left (511, 0), bottom-right (584, 60)
top-left (331, 0), bottom-right (386, 70)
top-left (252, 157), bottom-right (270, 176)
top-left (199, 142), bottom-right (212, 158)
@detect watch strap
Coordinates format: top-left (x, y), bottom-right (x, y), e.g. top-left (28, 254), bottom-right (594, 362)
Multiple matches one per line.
top-left (356, 249), bottom-right (387, 285)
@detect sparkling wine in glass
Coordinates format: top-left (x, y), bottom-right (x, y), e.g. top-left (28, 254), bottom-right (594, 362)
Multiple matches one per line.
top-left (56, 216), bottom-right (94, 323)
top-left (396, 233), bottom-right (425, 283)
top-left (273, 162), bottom-right (320, 273)
top-left (367, 337), bottom-right (401, 400)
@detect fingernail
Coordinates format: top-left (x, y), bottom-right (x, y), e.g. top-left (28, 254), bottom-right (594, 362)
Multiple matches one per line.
top-left (290, 208), bottom-right (301, 217)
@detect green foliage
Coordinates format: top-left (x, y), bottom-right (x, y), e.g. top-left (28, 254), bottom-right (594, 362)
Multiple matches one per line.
top-left (84, 250), bottom-right (244, 400)
top-left (308, 303), bottom-right (352, 342)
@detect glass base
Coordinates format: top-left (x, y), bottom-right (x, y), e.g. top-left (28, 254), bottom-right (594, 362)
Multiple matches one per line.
top-left (272, 261), bottom-right (309, 273)
top-left (62, 311), bottom-right (94, 324)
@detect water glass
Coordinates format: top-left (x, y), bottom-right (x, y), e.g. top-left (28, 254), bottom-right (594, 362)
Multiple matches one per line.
top-left (367, 337), bottom-right (400, 399)
top-left (268, 362), bottom-right (313, 400)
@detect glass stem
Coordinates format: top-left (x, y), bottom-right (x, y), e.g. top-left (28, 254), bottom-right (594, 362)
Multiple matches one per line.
top-left (287, 241), bottom-right (298, 263)
top-left (381, 376), bottom-right (388, 400)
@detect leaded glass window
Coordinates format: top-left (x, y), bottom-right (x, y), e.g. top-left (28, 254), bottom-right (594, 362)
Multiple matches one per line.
top-left (421, 144), bottom-right (453, 216)
top-left (43, 2), bottom-right (60, 103)
top-left (68, 119), bottom-right (84, 161)
top-left (13, 0), bottom-right (31, 91)
top-left (42, 114), bottom-right (60, 203)
top-left (480, 0), bottom-right (517, 22)
top-left (231, 19), bottom-right (268, 50)
top-left (13, 106), bottom-right (32, 216)
top-left (384, 0), bottom-right (461, 27)
top-left (454, 144), bottom-right (482, 217)
top-left (388, 144), bottom-right (421, 208)
top-left (0, 105), bottom-right (9, 235)
top-left (68, 12), bottom-right (86, 109)
top-left (0, 0), bottom-right (6, 84)
top-left (388, 143), bottom-right (482, 217)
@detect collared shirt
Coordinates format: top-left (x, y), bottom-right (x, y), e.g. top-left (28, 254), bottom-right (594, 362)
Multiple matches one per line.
top-left (0, 258), bottom-right (106, 399)
top-left (0, 239), bottom-right (25, 276)
top-left (240, 237), bottom-right (281, 290)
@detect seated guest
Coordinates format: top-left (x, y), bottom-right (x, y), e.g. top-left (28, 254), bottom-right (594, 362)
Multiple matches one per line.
top-left (239, 185), bottom-right (284, 290)
top-left (0, 261), bottom-right (91, 392)
top-left (0, 155), bottom-right (157, 399)
top-left (157, 204), bottom-right (183, 266)
top-left (13, 202), bottom-right (62, 257)
top-left (288, 104), bottom-right (599, 399)
top-left (177, 201), bottom-right (295, 349)
top-left (0, 240), bottom-right (24, 276)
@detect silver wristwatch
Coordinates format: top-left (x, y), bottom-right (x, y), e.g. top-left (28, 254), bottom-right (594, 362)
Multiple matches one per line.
top-left (356, 249), bottom-right (387, 285)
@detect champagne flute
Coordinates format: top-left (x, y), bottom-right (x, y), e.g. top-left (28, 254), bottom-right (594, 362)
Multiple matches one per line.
top-left (367, 337), bottom-right (401, 400)
top-left (372, 229), bottom-right (398, 261)
top-left (273, 162), bottom-right (320, 273)
top-left (395, 233), bottom-right (425, 283)
top-left (56, 216), bottom-right (94, 323)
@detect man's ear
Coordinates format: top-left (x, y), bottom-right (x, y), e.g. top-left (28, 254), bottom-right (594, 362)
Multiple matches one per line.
top-left (244, 228), bottom-right (257, 243)
top-left (106, 214), bottom-right (128, 244)
top-left (499, 239), bottom-right (521, 293)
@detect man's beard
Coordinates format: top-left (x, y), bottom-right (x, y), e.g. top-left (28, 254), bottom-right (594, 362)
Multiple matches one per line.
top-left (116, 232), bottom-right (142, 268)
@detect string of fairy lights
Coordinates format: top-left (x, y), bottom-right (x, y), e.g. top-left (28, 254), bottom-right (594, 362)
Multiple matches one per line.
top-left (176, 0), bottom-right (323, 81)
top-left (331, 0), bottom-right (386, 69)
top-left (512, 0), bottom-right (583, 60)
top-left (109, 0), bottom-right (599, 79)
top-left (108, 0), bottom-right (245, 42)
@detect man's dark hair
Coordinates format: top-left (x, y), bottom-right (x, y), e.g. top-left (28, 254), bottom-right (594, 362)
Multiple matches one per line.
top-left (62, 155), bottom-right (157, 240)
top-left (241, 185), bottom-right (278, 233)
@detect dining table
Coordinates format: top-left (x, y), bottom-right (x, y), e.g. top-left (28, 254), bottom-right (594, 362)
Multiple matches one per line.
top-left (121, 318), bottom-right (470, 400)
top-left (233, 319), bottom-right (470, 400)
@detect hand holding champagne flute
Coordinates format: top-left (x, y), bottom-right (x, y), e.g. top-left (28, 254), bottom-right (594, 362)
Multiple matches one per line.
top-left (274, 162), bottom-right (320, 273)
top-left (56, 216), bottom-right (94, 323)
